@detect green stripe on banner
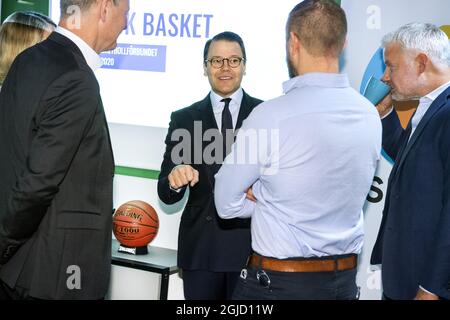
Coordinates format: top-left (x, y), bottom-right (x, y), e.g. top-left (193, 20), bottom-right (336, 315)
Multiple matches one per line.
top-left (115, 166), bottom-right (160, 180)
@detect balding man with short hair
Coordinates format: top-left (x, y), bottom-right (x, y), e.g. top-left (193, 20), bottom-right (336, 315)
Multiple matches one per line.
top-left (215, 0), bottom-right (381, 300)
top-left (0, 0), bottom-right (129, 300)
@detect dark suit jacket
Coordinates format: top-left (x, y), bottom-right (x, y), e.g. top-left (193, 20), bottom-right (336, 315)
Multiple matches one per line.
top-left (158, 92), bottom-right (262, 272)
top-left (0, 32), bottom-right (114, 299)
top-left (371, 87), bottom-right (450, 300)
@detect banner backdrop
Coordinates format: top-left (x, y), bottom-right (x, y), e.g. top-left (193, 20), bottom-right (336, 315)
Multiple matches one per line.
top-left (48, 0), bottom-right (450, 300)
top-left (51, 0), bottom-right (301, 128)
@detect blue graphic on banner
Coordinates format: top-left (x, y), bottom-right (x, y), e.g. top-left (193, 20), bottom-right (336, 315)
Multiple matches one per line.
top-left (101, 43), bottom-right (166, 72)
top-left (360, 48), bottom-right (386, 94)
top-left (360, 48), bottom-right (393, 165)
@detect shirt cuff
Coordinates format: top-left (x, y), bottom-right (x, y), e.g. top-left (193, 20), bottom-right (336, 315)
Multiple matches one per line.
top-left (419, 285), bottom-right (436, 296)
top-left (168, 166), bottom-right (185, 193)
top-left (169, 184), bottom-right (184, 193)
top-left (381, 107), bottom-right (394, 120)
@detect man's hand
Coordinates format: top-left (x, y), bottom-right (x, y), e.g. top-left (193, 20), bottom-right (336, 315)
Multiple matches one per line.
top-left (376, 93), bottom-right (394, 118)
top-left (414, 287), bottom-right (439, 300)
top-left (246, 187), bottom-right (257, 202)
top-left (168, 165), bottom-right (200, 190)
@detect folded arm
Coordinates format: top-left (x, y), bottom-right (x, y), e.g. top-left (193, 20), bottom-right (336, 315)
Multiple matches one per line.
top-left (214, 108), bottom-right (273, 219)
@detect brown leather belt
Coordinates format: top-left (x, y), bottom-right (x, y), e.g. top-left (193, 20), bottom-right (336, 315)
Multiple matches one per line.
top-left (248, 254), bottom-right (357, 273)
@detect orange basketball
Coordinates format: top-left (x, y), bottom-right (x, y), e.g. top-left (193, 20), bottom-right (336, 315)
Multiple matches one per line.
top-left (113, 200), bottom-right (159, 248)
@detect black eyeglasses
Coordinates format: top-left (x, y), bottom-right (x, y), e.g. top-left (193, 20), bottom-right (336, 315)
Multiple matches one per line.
top-left (205, 57), bottom-right (245, 69)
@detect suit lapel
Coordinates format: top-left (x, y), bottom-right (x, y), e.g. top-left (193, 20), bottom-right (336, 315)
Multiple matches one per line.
top-left (195, 94), bottom-right (217, 131)
top-left (194, 92), bottom-right (257, 178)
top-left (235, 91), bottom-right (254, 130)
top-left (196, 92), bottom-right (255, 177)
top-left (102, 106), bottom-right (115, 167)
top-left (395, 88), bottom-right (450, 172)
top-left (379, 88), bottom-right (450, 258)
top-left (389, 121), bottom-right (412, 179)
top-left (194, 94), bottom-right (220, 181)
top-left (198, 90), bottom-right (256, 131)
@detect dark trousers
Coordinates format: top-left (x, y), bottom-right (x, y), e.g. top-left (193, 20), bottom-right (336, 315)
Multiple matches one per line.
top-left (182, 270), bottom-right (240, 300)
top-left (232, 267), bottom-right (359, 300)
top-left (382, 293), bottom-right (393, 300)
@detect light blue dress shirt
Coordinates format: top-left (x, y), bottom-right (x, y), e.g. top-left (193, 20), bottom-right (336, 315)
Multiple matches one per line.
top-left (214, 73), bottom-right (382, 259)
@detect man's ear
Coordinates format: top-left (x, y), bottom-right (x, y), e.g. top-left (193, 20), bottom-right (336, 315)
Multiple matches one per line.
top-left (416, 53), bottom-right (429, 74)
top-left (203, 63), bottom-right (208, 76)
top-left (288, 31), bottom-right (300, 59)
top-left (342, 38), bottom-right (348, 50)
top-left (99, 0), bottom-right (111, 23)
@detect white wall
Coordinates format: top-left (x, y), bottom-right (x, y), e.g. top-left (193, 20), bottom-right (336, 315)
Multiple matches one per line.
top-left (110, 123), bottom-right (187, 251)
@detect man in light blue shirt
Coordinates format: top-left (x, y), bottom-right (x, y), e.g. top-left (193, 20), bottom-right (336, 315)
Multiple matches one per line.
top-left (214, 0), bottom-right (382, 300)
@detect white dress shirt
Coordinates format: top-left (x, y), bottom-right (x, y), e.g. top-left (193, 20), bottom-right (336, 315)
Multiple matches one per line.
top-left (169, 88), bottom-right (244, 192)
top-left (55, 26), bottom-right (102, 72)
top-left (409, 80), bottom-right (450, 141)
top-left (210, 88), bottom-right (243, 130)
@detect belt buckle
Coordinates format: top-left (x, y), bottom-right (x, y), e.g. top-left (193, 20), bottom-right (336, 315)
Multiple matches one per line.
top-left (256, 270), bottom-right (271, 288)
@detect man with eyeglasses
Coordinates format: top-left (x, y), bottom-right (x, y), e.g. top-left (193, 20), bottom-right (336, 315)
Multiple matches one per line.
top-left (0, 0), bottom-right (129, 300)
top-left (157, 31), bottom-right (262, 300)
top-left (215, 0), bottom-right (382, 300)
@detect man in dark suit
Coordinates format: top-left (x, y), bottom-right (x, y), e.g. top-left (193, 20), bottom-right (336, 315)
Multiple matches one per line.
top-left (0, 0), bottom-right (129, 300)
top-left (371, 22), bottom-right (450, 300)
top-left (158, 31), bottom-right (262, 300)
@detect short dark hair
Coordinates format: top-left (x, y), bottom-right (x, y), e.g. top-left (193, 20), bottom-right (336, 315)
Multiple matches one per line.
top-left (287, 0), bottom-right (347, 57)
top-left (203, 31), bottom-right (247, 65)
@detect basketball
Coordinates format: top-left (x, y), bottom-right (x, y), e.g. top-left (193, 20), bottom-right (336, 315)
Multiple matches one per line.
top-left (113, 200), bottom-right (159, 248)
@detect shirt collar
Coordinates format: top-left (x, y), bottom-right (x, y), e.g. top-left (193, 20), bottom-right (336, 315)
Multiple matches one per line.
top-left (283, 73), bottom-right (350, 94)
top-left (55, 26), bottom-right (103, 71)
top-left (420, 80), bottom-right (450, 104)
top-left (210, 88), bottom-right (243, 113)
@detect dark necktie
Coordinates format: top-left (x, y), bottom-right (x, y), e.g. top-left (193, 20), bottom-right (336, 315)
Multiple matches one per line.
top-left (390, 120), bottom-right (412, 179)
top-left (221, 98), bottom-right (233, 159)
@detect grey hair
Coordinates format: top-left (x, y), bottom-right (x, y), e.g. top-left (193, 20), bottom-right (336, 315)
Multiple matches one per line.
top-left (382, 22), bottom-right (450, 66)
top-left (60, 0), bottom-right (120, 17)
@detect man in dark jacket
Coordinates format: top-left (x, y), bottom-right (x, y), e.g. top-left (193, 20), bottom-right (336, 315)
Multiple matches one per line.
top-left (0, 0), bottom-right (129, 300)
top-left (158, 31), bottom-right (262, 300)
